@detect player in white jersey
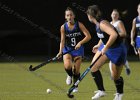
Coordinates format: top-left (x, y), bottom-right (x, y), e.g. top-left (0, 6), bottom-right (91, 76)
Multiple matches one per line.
top-left (110, 9), bottom-right (131, 76)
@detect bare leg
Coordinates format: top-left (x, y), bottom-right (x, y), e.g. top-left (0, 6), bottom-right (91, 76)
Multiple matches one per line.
top-left (63, 54), bottom-right (73, 85)
top-left (138, 48), bottom-right (140, 59)
top-left (91, 54), bottom-right (108, 100)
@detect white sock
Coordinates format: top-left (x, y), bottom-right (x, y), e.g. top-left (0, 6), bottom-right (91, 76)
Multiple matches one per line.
top-left (124, 60), bottom-right (130, 69)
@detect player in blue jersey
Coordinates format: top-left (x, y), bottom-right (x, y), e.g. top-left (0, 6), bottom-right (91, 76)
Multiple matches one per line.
top-left (93, 9), bottom-right (131, 76)
top-left (131, 3), bottom-right (140, 59)
top-left (86, 5), bottom-right (126, 100)
top-left (109, 9), bottom-right (131, 76)
top-left (57, 7), bottom-right (91, 92)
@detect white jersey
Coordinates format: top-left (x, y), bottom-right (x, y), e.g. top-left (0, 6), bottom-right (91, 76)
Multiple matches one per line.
top-left (110, 20), bottom-right (122, 33)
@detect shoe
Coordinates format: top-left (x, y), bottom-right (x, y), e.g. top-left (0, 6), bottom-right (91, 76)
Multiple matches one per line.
top-left (113, 93), bottom-right (123, 100)
top-left (125, 68), bottom-right (131, 75)
top-left (92, 90), bottom-right (106, 100)
top-left (66, 75), bottom-right (72, 85)
top-left (72, 87), bottom-right (78, 93)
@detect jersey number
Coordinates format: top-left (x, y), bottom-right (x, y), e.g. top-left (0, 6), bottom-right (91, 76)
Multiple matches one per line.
top-left (71, 38), bottom-right (76, 46)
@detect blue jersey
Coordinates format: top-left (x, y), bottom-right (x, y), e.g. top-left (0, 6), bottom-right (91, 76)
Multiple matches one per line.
top-left (96, 19), bottom-right (126, 66)
top-left (135, 17), bottom-right (140, 48)
top-left (64, 21), bottom-right (84, 48)
top-left (63, 21), bottom-right (84, 57)
top-left (136, 16), bottom-right (140, 36)
top-left (96, 20), bottom-right (122, 48)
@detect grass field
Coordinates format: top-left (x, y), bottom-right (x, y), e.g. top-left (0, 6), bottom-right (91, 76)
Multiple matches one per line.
top-left (0, 61), bottom-right (140, 100)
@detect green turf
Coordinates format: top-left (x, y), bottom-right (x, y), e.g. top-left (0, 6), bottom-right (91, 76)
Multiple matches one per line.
top-left (0, 61), bottom-right (139, 100)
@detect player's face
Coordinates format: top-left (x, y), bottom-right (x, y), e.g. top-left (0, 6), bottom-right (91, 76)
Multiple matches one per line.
top-left (111, 11), bottom-right (119, 20)
top-left (87, 14), bottom-right (94, 23)
top-left (65, 10), bottom-right (75, 23)
top-left (137, 4), bottom-right (140, 14)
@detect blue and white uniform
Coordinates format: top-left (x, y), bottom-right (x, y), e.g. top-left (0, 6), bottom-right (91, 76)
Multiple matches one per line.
top-left (63, 21), bottom-right (84, 57)
top-left (96, 20), bottom-right (127, 66)
top-left (135, 16), bottom-right (140, 48)
top-left (98, 20), bottom-right (123, 51)
top-left (110, 20), bottom-right (122, 33)
top-left (110, 20), bottom-right (128, 53)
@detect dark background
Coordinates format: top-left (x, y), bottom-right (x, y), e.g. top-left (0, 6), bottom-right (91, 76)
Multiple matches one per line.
top-left (0, 0), bottom-right (139, 61)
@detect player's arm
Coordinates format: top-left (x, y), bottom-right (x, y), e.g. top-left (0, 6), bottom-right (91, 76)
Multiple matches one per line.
top-left (92, 39), bottom-right (103, 53)
top-left (130, 18), bottom-right (136, 46)
top-left (97, 39), bottom-right (103, 47)
top-left (100, 20), bottom-right (118, 54)
top-left (74, 22), bottom-right (91, 50)
top-left (75, 22), bottom-right (91, 50)
top-left (57, 25), bottom-right (65, 57)
top-left (118, 21), bottom-right (127, 38)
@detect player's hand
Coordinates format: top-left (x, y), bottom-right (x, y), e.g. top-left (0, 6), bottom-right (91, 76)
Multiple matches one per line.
top-left (56, 52), bottom-right (62, 59)
top-left (131, 40), bottom-right (135, 46)
top-left (101, 47), bottom-right (108, 55)
top-left (75, 43), bottom-right (81, 50)
top-left (92, 45), bottom-right (99, 53)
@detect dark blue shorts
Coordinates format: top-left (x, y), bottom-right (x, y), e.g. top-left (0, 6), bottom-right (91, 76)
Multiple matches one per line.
top-left (106, 43), bottom-right (127, 66)
top-left (63, 46), bottom-right (84, 57)
top-left (98, 43), bottom-right (127, 66)
top-left (136, 36), bottom-right (140, 48)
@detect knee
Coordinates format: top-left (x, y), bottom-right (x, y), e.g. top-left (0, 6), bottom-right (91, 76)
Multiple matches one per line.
top-left (114, 76), bottom-right (124, 84)
top-left (111, 75), bottom-right (120, 80)
top-left (91, 70), bottom-right (101, 77)
top-left (113, 76), bottom-right (123, 81)
top-left (64, 64), bottom-right (72, 69)
top-left (74, 57), bottom-right (82, 62)
top-left (91, 66), bottom-right (99, 72)
top-left (111, 70), bottom-right (122, 80)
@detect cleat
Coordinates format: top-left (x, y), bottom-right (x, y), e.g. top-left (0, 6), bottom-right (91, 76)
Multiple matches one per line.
top-left (113, 93), bottom-right (123, 100)
top-left (125, 68), bottom-right (131, 75)
top-left (92, 90), bottom-right (106, 100)
top-left (66, 75), bottom-right (72, 85)
top-left (72, 87), bottom-right (78, 93)
top-left (67, 93), bottom-right (74, 98)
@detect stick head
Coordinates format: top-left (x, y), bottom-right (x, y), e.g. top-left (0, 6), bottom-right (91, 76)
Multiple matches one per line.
top-left (29, 65), bottom-right (34, 71)
top-left (67, 84), bottom-right (76, 98)
top-left (67, 92), bottom-right (74, 98)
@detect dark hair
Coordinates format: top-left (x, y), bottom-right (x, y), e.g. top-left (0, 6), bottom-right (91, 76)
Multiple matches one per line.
top-left (112, 9), bottom-right (128, 19)
top-left (65, 7), bottom-right (75, 16)
top-left (86, 5), bottom-right (102, 21)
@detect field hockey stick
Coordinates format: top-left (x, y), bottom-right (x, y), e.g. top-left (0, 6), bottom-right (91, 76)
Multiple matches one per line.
top-left (29, 49), bottom-right (74, 71)
top-left (133, 46), bottom-right (138, 55)
top-left (67, 54), bottom-right (102, 98)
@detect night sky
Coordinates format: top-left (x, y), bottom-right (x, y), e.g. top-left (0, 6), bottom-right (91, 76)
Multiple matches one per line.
top-left (0, 0), bottom-right (139, 60)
